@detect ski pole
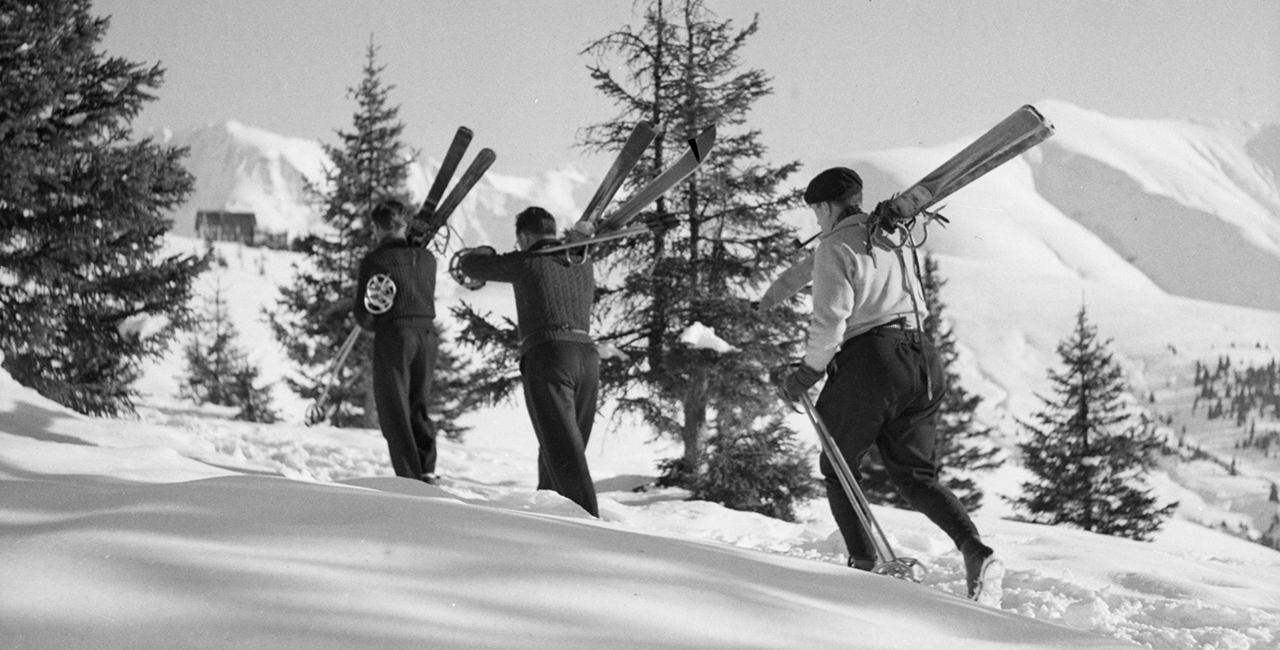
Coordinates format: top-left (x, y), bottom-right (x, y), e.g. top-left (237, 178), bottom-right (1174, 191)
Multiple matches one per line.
top-left (306, 326), bottom-right (362, 426)
top-left (798, 391), bottom-right (925, 582)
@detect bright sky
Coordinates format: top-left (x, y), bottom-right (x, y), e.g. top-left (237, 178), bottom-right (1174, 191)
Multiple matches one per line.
top-left (94, 0), bottom-right (1280, 180)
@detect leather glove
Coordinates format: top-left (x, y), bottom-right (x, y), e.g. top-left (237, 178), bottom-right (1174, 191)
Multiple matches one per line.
top-left (568, 221), bottom-right (596, 243)
top-left (873, 198), bottom-right (904, 222)
top-left (641, 211), bottom-right (680, 235)
top-left (779, 363), bottom-right (824, 402)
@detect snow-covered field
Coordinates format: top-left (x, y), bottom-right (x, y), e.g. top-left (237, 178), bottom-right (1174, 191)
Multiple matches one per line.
top-left (4, 360), bottom-right (1280, 650)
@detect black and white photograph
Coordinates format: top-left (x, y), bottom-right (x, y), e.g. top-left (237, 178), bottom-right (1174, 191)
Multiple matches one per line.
top-left (2, 1), bottom-right (1278, 648)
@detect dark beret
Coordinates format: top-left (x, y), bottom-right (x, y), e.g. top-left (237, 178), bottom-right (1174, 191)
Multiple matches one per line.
top-left (804, 167), bottom-right (863, 204)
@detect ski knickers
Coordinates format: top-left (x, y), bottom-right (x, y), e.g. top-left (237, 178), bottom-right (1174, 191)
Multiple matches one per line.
top-left (815, 327), bottom-right (980, 562)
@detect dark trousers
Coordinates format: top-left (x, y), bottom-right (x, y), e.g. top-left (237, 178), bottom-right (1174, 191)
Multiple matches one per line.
top-left (520, 340), bottom-right (600, 517)
top-left (815, 329), bottom-right (980, 562)
top-left (372, 326), bottom-right (438, 481)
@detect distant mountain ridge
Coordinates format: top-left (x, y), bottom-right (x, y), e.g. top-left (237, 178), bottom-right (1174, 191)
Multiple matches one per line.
top-left (158, 101), bottom-right (1280, 313)
top-left (830, 100), bottom-right (1280, 313)
top-left (155, 121), bottom-right (594, 252)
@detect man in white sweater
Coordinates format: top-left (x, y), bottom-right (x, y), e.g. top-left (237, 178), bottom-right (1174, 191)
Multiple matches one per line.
top-left (781, 167), bottom-right (1002, 604)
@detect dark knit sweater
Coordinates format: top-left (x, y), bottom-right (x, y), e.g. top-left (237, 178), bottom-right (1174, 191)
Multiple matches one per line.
top-left (353, 236), bottom-right (437, 331)
top-left (459, 240), bottom-right (594, 356)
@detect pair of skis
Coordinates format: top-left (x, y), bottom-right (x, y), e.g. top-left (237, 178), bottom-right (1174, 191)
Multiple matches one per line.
top-left (757, 105), bottom-right (1055, 311)
top-left (410, 127), bottom-right (498, 245)
top-left (305, 127), bottom-right (495, 427)
top-left (451, 122), bottom-right (718, 288)
top-left (529, 123), bottom-right (717, 257)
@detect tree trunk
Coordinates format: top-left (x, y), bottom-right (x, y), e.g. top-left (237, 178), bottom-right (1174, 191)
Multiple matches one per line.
top-left (680, 366), bottom-right (710, 480)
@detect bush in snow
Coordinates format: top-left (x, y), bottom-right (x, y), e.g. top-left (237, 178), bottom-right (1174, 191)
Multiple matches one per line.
top-left (689, 417), bottom-right (820, 523)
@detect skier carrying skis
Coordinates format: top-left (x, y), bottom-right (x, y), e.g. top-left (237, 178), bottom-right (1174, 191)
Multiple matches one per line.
top-left (455, 206), bottom-right (604, 517)
top-left (354, 198), bottom-right (440, 483)
top-left (779, 167), bottom-right (1002, 602)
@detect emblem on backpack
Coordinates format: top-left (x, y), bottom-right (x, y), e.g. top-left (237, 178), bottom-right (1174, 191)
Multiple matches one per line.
top-left (364, 274), bottom-right (397, 314)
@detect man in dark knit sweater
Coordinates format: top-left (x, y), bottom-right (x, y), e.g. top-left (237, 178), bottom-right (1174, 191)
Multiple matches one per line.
top-left (353, 199), bottom-right (440, 483)
top-left (458, 206), bottom-right (600, 516)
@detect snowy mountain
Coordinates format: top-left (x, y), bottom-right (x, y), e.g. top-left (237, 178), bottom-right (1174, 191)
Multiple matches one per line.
top-left (155, 121), bottom-right (595, 250)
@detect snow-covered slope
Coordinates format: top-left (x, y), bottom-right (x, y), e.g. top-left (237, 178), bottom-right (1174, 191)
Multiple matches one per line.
top-left (3, 362), bottom-right (1278, 649)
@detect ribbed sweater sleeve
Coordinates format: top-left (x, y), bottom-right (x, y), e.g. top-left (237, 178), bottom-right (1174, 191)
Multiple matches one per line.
top-left (802, 234), bottom-right (858, 370)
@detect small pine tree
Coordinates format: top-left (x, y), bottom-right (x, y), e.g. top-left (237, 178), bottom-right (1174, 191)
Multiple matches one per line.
top-left (1, 0), bottom-right (208, 415)
top-left (270, 40), bottom-right (406, 428)
top-left (269, 40), bottom-right (479, 433)
top-left (1010, 305), bottom-right (1176, 540)
top-left (861, 254), bottom-right (1002, 511)
top-left (181, 275), bottom-right (277, 423)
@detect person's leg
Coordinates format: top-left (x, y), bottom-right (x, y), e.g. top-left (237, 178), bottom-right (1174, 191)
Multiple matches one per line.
top-left (407, 328), bottom-right (439, 478)
top-left (373, 329), bottom-right (426, 480)
top-left (878, 335), bottom-right (1000, 600)
top-left (814, 334), bottom-right (907, 565)
top-left (878, 336), bottom-right (982, 552)
top-left (520, 342), bottom-right (598, 517)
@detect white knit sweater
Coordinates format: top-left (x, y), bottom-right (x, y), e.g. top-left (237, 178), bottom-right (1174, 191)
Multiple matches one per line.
top-left (801, 215), bottom-right (926, 371)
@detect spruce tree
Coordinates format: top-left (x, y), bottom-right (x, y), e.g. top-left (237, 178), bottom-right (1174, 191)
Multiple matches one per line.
top-left (1, 0), bottom-right (207, 415)
top-left (269, 40), bottom-right (479, 435)
top-left (270, 41), bottom-right (409, 428)
top-left (455, 0), bottom-right (817, 519)
top-left (581, 0), bottom-right (814, 516)
top-left (861, 254), bottom-right (1003, 511)
top-left (180, 271), bottom-right (277, 423)
top-left (1010, 305), bottom-right (1176, 540)
top-left (429, 326), bottom-right (486, 442)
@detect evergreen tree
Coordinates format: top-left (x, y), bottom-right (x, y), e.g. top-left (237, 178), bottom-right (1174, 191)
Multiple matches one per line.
top-left (270, 40), bottom-right (480, 434)
top-left (0, 0), bottom-right (207, 415)
top-left (429, 325), bottom-right (487, 442)
top-left (270, 41), bottom-right (407, 428)
top-left (581, 0), bottom-right (813, 513)
top-left (455, 0), bottom-right (816, 519)
top-left (180, 271), bottom-right (277, 423)
top-left (861, 254), bottom-right (1003, 511)
top-left (1010, 305), bottom-right (1176, 540)
top-left (266, 42), bottom-right (456, 434)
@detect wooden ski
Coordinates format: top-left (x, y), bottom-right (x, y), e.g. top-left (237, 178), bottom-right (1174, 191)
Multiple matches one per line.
top-left (758, 105), bottom-right (1055, 311)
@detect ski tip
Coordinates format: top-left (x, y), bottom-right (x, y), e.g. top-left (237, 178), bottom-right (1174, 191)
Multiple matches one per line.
top-left (688, 124), bottom-right (717, 162)
top-left (456, 126), bottom-right (474, 136)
